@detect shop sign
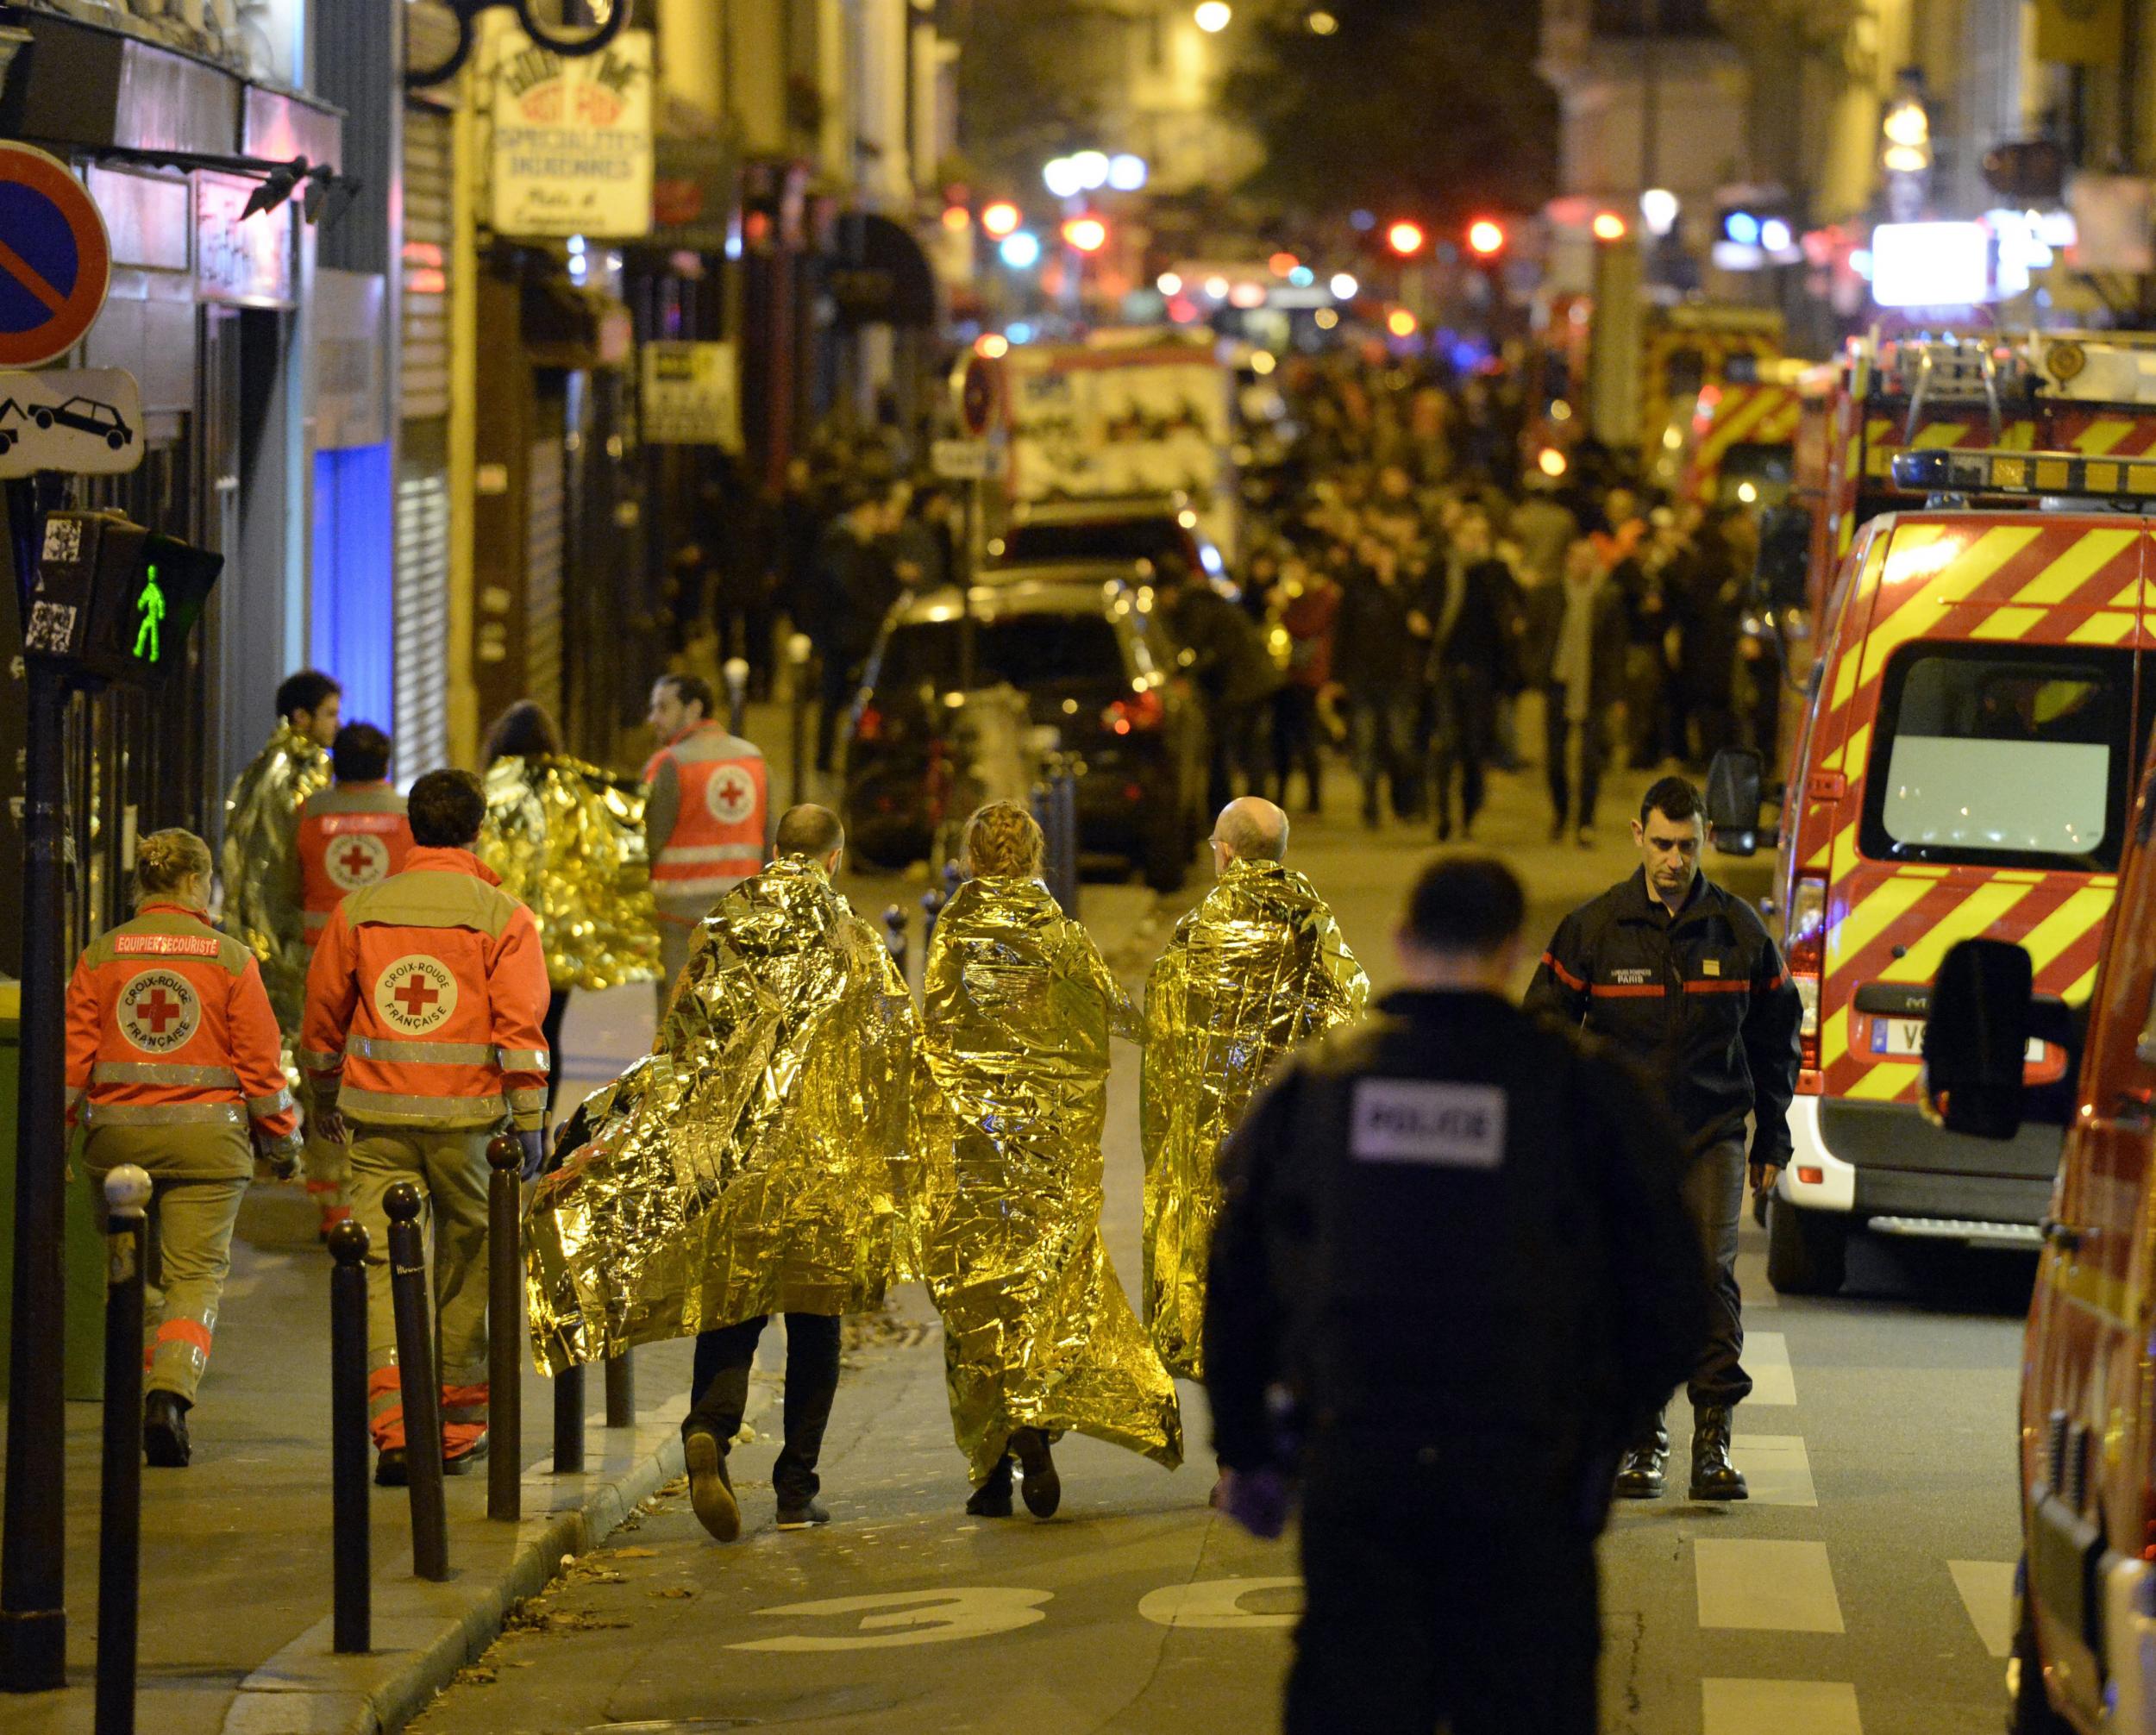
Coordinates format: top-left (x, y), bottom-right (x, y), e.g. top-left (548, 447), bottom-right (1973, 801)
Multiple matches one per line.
top-left (197, 173), bottom-right (294, 309)
top-left (640, 341), bottom-right (739, 447)
top-left (487, 25), bottom-right (654, 241)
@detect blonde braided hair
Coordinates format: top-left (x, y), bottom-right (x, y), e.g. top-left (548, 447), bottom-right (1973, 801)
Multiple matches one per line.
top-left (962, 800), bottom-right (1044, 881)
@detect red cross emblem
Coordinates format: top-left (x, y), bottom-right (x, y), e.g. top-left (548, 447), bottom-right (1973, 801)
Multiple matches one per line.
top-left (140, 988), bottom-right (181, 1034)
top-left (374, 955), bottom-right (457, 1032)
top-left (707, 764), bottom-right (757, 824)
top-left (119, 970), bottom-right (198, 1054)
top-left (393, 975), bottom-right (439, 1018)
top-left (337, 842), bottom-right (374, 880)
top-left (325, 830), bottom-right (389, 892)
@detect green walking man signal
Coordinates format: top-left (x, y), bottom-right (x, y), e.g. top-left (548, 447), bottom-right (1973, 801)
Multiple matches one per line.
top-left (21, 510), bottom-right (222, 687)
top-left (131, 562), bottom-right (165, 662)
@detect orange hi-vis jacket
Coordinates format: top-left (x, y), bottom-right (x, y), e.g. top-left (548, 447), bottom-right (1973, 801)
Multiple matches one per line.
top-left (65, 900), bottom-right (301, 1160)
top-left (300, 847), bottom-right (551, 1131)
top-left (297, 781), bottom-right (414, 949)
top-left (642, 722), bottom-right (768, 915)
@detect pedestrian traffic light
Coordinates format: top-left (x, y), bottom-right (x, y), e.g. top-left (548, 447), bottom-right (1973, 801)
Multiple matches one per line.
top-left (1062, 215), bottom-right (1109, 254)
top-left (1386, 220), bottom-right (1426, 257)
top-left (21, 510), bottom-right (222, 687)
top-left (1466, 219), bottom-right (1506, 258)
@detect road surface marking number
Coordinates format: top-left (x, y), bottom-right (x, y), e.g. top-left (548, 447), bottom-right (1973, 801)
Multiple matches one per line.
top-left (1695, 1539), bottom-right (1846, 1632)
top-left (1350, 1080), bottom-right (1506, 1168)
top-left (1702, 1678), bottom-right (1862, 1734)
top-left (726, 1588), bottom-right (1052, 1651)
top-left (1745, 1331), bottom-right (1797, 1406)
top-left (1948, 1560), bottom-right (2015, 1659)
top-left (1138, 1578), bottom-right (1302, 1629)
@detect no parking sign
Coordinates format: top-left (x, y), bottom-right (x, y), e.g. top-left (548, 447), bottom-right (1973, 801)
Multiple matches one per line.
top-left (0, 142), bottom-right (111, 369)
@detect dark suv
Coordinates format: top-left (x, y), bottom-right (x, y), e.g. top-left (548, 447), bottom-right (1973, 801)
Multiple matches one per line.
top-left (843, 567), bottom-right (1207, 888)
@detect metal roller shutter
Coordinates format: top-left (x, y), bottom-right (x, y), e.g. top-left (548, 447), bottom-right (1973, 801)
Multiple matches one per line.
top-left (395, 103), bottom-right (453, 777)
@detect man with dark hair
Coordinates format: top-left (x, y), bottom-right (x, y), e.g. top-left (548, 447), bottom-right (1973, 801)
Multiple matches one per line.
top-left (1525, 774), bottom-right (1801, 1504)
top-left (223, 669), bottom-right (344, 1036)
top-left (1206, 853), bottom-right (1707, 1735)
top-left (301, 767), bottom-right (550, 1484)
top-left (291, 723), bottom-right (413, 1235)
top-left (644, 673), bottom-right (768, 1001)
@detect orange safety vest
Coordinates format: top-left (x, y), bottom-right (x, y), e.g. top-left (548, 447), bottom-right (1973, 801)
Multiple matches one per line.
top-left (642, 722), bottom-right (768, 911)
top-left (299, 847), bottom-right (552, 1131)
top-left (298, 781), bottom-right (415, 948)
top-left (64, 900), bottom-right (300, 1152)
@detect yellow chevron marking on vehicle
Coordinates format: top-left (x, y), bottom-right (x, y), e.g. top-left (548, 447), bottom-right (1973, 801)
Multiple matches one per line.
top-left (2111, 579), bottom-right (2142, 608)
top-left (2068, 611), bottom-right (2137, 644)
top-left (1825, 821), bottom-right (1865, 884)
top-left (1831, 539), bottom-right (1898, 711)
top-left (1821, 1006), bottom-right (1850, 1072)
top-left (1912, 422), bottom-right (1971, 449)
top-left (1971, 606), bottom-right (2046, 641)
top-left (1701, 391), bottom-right (1783, 462)
top-left (1828, 870), bottom-right (1941, 969)
top-left (2075, 419), bottom-right (2138, 456)
top-left (2011, 528), bottom-right (2138, 606)
top-left (2018, 886), bottom-right (2116, 977)
top-left (1926, 526), bottom-right (2047, 605)
top-left (1846, 1060), bottom-right (1921, 1101)
top-left (2048, 1254), bottom-right (2133, 1334)
top-left (2065, 964), bottom-right (2098, 1004)
top-left (2000, 422), bottom-right (2038, 450)
top-left (1839, 722), bottom-right (1871, 779)
top-left (1879, 880), bottom-right (2035, 982)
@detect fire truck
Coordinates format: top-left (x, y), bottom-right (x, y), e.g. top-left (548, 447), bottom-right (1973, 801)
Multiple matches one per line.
top-left (1653, 361), bottom-right (1806, 510)
top-left (1714, 425), bottom-right (2156, 1295)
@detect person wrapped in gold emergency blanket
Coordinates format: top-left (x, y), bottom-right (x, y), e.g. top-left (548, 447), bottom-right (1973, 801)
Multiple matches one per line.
top-left (523, 805), bottom-right (919, 1538)
top-left (476, 701), bottom-right (661, 1115)
top-left (1141, 798), bottom-right (1369, 1381)
top-left (915, 800), bottom-right (1183, 1520)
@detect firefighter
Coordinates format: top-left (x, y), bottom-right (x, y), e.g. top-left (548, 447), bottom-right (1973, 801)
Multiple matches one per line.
top-left (301, 770), bottom-right (551, 1485)
top-left (222, 669), bottom-right (341, 1037)
top-left (291, 722), bottom-right (413, 1237)
top-left (643, 673), bottom-right (768, 1003)
top-left (1205, 855), bottom-right (1707, 1735)
top-left (65, 829), bottom-right (303, 1467)
top-left (1524, 774), bottom-right (1802, 1502)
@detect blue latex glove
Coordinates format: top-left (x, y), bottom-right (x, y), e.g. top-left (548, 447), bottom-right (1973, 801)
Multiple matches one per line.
top-left (1219, 1467), bottom-right (1294, 1540)
top-left (518, 1129), bottom-right (546, 1181)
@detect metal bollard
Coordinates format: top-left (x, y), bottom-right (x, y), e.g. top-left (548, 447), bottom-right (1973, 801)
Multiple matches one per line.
top-left (485, 1136), bottom-right (522, 1523)
top-left (723, 655), bottom-right (750, 737)
top-left (383, 1182), bottom-right (448, 1581)
top-left (882, 905), bottom-right (908, 980)
top-left (328, 1221), bottom-right (371, 1652)
top-left (605, 1352), bottom-right (635, 1429)
top-left (943, 858), bottom-right (962, 901)
top-left (919, 882), bottom-right (946, 963)
top-left (95, 1166), bottom-right (151, 1735)
top-left (787, 632), bottom-right (814, 806)
top-left (552, 1363), bottom-right (585, 1474)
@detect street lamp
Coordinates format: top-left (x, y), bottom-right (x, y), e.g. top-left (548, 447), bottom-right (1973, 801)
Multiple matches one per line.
top-left (1071, 150), bottom-right (1110, 191)
top-left (1591, 211), bottom-right (1628, 241)
top-left (1465, 219), bottom-right (1505, 258)
top-left (1107, 153), bottom-right (1149, 191)
top-left (1194, 3), bottom-right (1232, 32)
top-left (1328, 271), bottom-right (1359, 299)
top-left (981, 201), bottom-right (1023, 238)
top-left (1386, 219), bottom-right (1426, 256)
top-left (1043, 157), bottom-right (1083, 198)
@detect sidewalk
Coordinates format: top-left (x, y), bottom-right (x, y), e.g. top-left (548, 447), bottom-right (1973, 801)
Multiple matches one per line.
top-left (0, 986), bottom-right (705, 1735)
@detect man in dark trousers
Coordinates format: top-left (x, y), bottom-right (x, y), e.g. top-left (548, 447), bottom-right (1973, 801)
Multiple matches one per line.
top-left (1205, 855), bottom-right (1706, 1735)
top-left (1526, 774), bottom-right (1802, 1503)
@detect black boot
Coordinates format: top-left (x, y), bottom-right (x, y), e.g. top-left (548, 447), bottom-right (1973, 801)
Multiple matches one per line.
top-left (1011, 1427), bottom-right (1061, 1519)
top-left (966, 1455), bottom-right (1014, 1518)
top-left (143, 1390), bottom-right (191, 1468)
top-left (685, 1427), bottom-right (741, 1542)
top-left (1689, 1406), bottom-right (1748, 1501)
top-left (1613, 1419), bottom-right (1667, 1500)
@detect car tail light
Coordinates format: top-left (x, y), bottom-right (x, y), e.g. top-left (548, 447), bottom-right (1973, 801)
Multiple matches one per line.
top-left (1787, 875), bottom-right (1827, 1077)
top-left (1103, 686), bottom-right (1164, 735)
top-left (854, 704), bottom-right (883, 743)
top-left (1796, 1166), bottom-right (1823, 1186)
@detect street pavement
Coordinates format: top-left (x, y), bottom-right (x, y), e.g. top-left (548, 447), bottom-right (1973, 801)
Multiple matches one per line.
top-left (407, 746), bottom-right (2034, 1735)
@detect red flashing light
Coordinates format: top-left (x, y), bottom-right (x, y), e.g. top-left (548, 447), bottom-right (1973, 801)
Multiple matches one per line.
top-left (1104, 688), bottom-right (1164, 734)
top-left (1062, 216), bottom-right (1109, 254)
top-left (1268, 250), bottom-right (1300, 276)
top-left (1466, 219), bottom-right (1506, 257)
top-left (1591, 211), bottom-right (1628, 241)
top-left (854, 705), bottom-right (884, 743)
top-left (1386, 220), bottom-right (1426, 257)
top-left (981, 201), bottom-right (1022, 238)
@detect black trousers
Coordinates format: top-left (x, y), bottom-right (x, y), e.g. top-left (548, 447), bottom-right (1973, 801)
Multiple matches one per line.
top-left (1289, 1444), bottom-right (1601, 1735)
top-left (1680, 1137), bottom-right (1752, 1411)
top-left (1429, 665), bottom-right (1496, 832)
top-left (541, 987), bottom-right (571, 1115)
top-left (683, 1312), bottom-right (842, 1504)
top-left (1543, 684), bottom-right (1608, 831)
top-left (1269, 686), bottom-right (1323, 812)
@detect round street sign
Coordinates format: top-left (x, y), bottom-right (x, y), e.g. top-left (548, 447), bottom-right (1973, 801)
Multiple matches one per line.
top-left (0, 144), bottom-right (111, 369)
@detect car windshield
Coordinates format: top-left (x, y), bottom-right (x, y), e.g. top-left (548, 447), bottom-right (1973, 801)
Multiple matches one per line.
top-left (1002, 519), bottom-right (1181, 567)
top-left (874, 613), bottom-right (1125, 699)
top-left (1859, 641), bottom-right (2137, 870)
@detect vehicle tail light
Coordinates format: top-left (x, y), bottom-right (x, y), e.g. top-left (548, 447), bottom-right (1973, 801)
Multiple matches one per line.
top-left (1103, 686), bottom-right (1164, 735)
top-left (854, 704), bottom-right (883, 743)
top-left (1786, 875), bottom-right (1827, 1078)
top-left (1796, 1166), bottom-right (1822, 1187)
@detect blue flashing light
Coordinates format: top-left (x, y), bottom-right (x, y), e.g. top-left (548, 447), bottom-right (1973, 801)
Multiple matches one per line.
top-left (1000, 230), bottom-right (1044, 270)
top-left (1724, 210), bottom-right (1761, 247)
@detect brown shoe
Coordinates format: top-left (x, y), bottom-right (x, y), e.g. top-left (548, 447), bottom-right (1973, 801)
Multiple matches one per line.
top-left (685, 1429), bottom-right (741, 1542)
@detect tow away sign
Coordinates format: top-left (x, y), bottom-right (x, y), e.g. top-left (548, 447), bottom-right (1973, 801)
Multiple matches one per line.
top-left (0, 367), bottom-right (142, 477)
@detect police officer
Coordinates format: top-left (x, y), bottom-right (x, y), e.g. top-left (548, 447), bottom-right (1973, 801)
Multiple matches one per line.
top-left (1525, 774), bottom-right (1801, 1502)
top-left (291, 722), bottom-right (413, 1236)
top-left (1206, 855), bottom-right (1706, 1735)
top-left (66, 830), bottom-right (302, 1467)
top-left (643, 673), bottom-right (768, 1002)
top-left (301, 770), bottom-right (551, 1485)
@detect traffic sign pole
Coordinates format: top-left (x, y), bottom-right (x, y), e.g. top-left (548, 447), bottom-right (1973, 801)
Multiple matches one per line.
top-left (1, 474), bottom-right (70, 1691)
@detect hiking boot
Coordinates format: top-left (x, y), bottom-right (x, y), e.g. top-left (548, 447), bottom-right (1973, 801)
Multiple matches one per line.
top-left (684, 1428), bottom-right (741, 1542)
top-left (966, 1456), bottom-right (1014, 1518)
top-left (1613, 1439), bottom-right (1667, 1500)
top-left (143, 1391), bottom-right (191, 1469)
top-left (1012, 1427), bottom-right (1061, 1519)
top-left (775, 1497), bottom-right (831, 1531)
top-left (1689, 1406), bottom-right (1749, 1501)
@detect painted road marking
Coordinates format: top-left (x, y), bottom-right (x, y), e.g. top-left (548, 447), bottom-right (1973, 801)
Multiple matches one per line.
top-left (1733, 1434), bottom-right (1816, 1507)
top-left (1138, 1578), bottom-right (1301, 1629)
top-left (1949, 1560), bottom-right (2015, 1659)
top-left (1736, 1245), bottom-right (1777, 1308)
top-left (1695, 1539), bottom-right (1846, 1632)
top-left (1745, 1331), bottom-right (1797, 1406)
top-left (727, 1588), bottom-right (1052, 1651)
top-left (1702, 1677), bottom-right (1863, 1733)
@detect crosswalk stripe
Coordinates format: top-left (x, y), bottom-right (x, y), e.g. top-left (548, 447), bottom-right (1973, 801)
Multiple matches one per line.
top-left (1745, 1331), bottom-right (1797, 1406)
top-left (1949, 1560), bottom-right (2015, 1659)
top-left (1695, 1539), bottom-right (1846, 1632)
top-left (1733, 1434), bottom-right (1816, 1507)
top-left (1702, 1677), bottom-right (1863, 1733)
top-left (1735, 1244), bottom-right (1777, 1308)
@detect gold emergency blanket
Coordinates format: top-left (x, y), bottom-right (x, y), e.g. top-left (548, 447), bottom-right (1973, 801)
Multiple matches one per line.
top-left (523, 858), bottom-right (918, 1374)
top-left (222, 723), bottom-right (329, 1036)
top-left (915, 875), bottom-right (1183, 1482)
top-left (477, 755), bottom-right (660, 991)
top-left (1140, 860), bottom-right (1369, 1380)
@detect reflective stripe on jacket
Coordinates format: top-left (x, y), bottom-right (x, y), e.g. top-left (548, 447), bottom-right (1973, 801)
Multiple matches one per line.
top-left (642, 723), bottom-right (768, 912)
top-left (64, 901), bottom-right (299, 1144)
top-left (298, 782), bottom-right (414, 945)
top-left (300, 847), bottom-right (551, 1131)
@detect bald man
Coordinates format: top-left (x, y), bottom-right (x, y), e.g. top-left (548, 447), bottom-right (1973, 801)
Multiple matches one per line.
top-left (1141, 799), bottom-right (1369, 1392)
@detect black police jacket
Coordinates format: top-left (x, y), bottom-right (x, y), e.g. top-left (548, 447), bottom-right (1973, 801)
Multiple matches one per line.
top-left (1204, 989), bottom-right (1709, 1512)
top-left (1525, 869), bottom-right (1800, 1172)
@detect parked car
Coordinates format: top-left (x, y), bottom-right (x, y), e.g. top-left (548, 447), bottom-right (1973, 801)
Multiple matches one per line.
top-left (843, 567), bottom-right (1208, 889)
top-left (990, 494), bottom-right (1225, 586)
